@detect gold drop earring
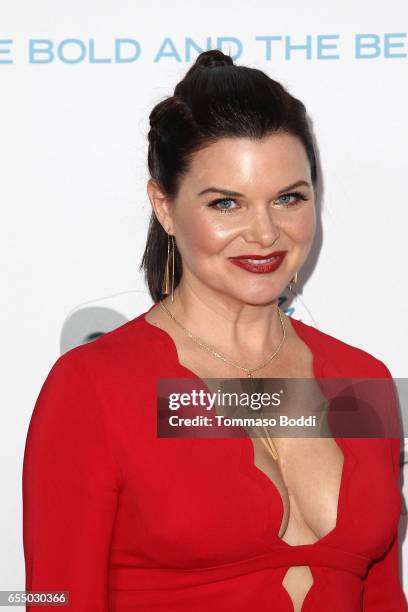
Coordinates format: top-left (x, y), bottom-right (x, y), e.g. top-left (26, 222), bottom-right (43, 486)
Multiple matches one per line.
top-left (161, 233), bottom-right (175, 302)
top-left (289, 271), bottom-right (298, 293)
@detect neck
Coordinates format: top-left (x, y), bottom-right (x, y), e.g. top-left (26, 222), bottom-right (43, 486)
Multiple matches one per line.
top-left (161, 280), bottom-right (285, 362)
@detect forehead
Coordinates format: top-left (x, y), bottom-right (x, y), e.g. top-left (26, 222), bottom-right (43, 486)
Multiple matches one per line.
top-left (184, 133), bottom-right (311, 190)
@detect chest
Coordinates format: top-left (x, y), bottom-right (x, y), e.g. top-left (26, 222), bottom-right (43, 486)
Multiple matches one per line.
top-left (173, 332), bottom-right (315, 380)
top-left (251, 436), bottom-right (345, 544)
top-left (114, 417), bottom-right (401, 568)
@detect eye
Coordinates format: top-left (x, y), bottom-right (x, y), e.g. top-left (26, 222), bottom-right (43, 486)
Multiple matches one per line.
top-left (273, 191), bottom-right (308, 207)
top-left (207, 191), bottom-right (308, 213)
top-left (208, 198), bottom-right (239, 214)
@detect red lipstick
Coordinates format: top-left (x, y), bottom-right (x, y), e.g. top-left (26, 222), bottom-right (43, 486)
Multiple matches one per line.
top-left (228, 251), bottom-right (287, 274)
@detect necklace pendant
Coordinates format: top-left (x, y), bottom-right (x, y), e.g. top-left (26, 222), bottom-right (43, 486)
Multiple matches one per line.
top-left (247, 372), bottom-right (252, 378)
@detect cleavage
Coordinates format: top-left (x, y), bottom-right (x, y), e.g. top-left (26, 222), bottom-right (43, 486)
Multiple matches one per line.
top-left (252, 436), bottom-right (345, 544)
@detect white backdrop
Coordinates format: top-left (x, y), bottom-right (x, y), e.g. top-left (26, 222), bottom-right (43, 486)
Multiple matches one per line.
top-left (1, 0), bottom-right (407, 603)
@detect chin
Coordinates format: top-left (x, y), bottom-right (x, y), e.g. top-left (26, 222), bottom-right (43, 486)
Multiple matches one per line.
top-left (228, 290), bottom-right (284, 307)
top-left (208, 276), bottom-right (287, 306)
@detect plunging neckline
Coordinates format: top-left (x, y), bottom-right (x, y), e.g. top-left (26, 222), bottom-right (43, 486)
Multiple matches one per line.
top-left (140, 302), bottom-right (353, 549)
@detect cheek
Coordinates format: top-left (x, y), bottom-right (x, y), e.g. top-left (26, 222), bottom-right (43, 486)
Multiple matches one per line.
top-left (176, 213), bottom-right (238, 255)
top-left (282, 207), bottom-right (316, 245)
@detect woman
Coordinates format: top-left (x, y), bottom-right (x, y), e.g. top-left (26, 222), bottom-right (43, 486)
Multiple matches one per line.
top-left (23, 50), bottom-right (406, 611)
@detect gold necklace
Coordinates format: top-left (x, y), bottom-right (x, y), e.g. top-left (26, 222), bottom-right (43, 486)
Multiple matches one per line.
top-left (158, 299), bottom-right (286, 461)
top-left (158, 300), bottom-right (286, 378)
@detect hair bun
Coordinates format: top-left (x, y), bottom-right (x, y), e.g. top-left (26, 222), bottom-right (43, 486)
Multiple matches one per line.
top-left (194, 49), bottom-right (233, 69)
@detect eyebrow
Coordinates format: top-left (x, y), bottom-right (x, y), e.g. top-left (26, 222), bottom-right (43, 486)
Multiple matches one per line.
top-left (197, 180), bottom-right (312, 197)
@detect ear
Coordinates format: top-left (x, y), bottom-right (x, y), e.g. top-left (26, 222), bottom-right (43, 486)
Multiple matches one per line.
top-left (146, 178), bottom-right (174, 234)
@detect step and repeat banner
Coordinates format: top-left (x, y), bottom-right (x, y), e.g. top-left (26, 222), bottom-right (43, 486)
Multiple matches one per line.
top-left (2, 0), bottom-right (407, 602)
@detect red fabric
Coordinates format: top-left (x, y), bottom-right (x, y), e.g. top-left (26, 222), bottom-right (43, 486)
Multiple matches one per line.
top-left (22, 303), bottom-right (407, 610)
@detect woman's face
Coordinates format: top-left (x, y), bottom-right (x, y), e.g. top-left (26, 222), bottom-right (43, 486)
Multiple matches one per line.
top-left (153, 132), bottom-right (316, 305)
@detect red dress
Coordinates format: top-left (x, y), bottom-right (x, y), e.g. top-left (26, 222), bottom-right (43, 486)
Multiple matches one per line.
top-left (22, 303), bottom-right (407, 611)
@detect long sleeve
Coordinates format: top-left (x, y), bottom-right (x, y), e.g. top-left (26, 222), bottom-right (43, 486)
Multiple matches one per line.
top-left (22, 351), bottom-right (121, 611)
top-left (362, 436), bottom-right (407, 610)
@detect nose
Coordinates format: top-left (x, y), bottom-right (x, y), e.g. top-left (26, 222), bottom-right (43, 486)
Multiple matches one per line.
top-left (243, 205), bottom-right (281, 248)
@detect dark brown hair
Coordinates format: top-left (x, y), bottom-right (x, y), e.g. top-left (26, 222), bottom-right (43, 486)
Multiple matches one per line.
top-left (139, 49), bottom-right (317, 302)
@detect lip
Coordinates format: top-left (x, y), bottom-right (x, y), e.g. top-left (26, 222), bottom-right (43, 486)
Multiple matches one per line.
top-left (229, 250), bottom-right (287, 260)
top-left (229, 251), bottom-right (287, 274)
